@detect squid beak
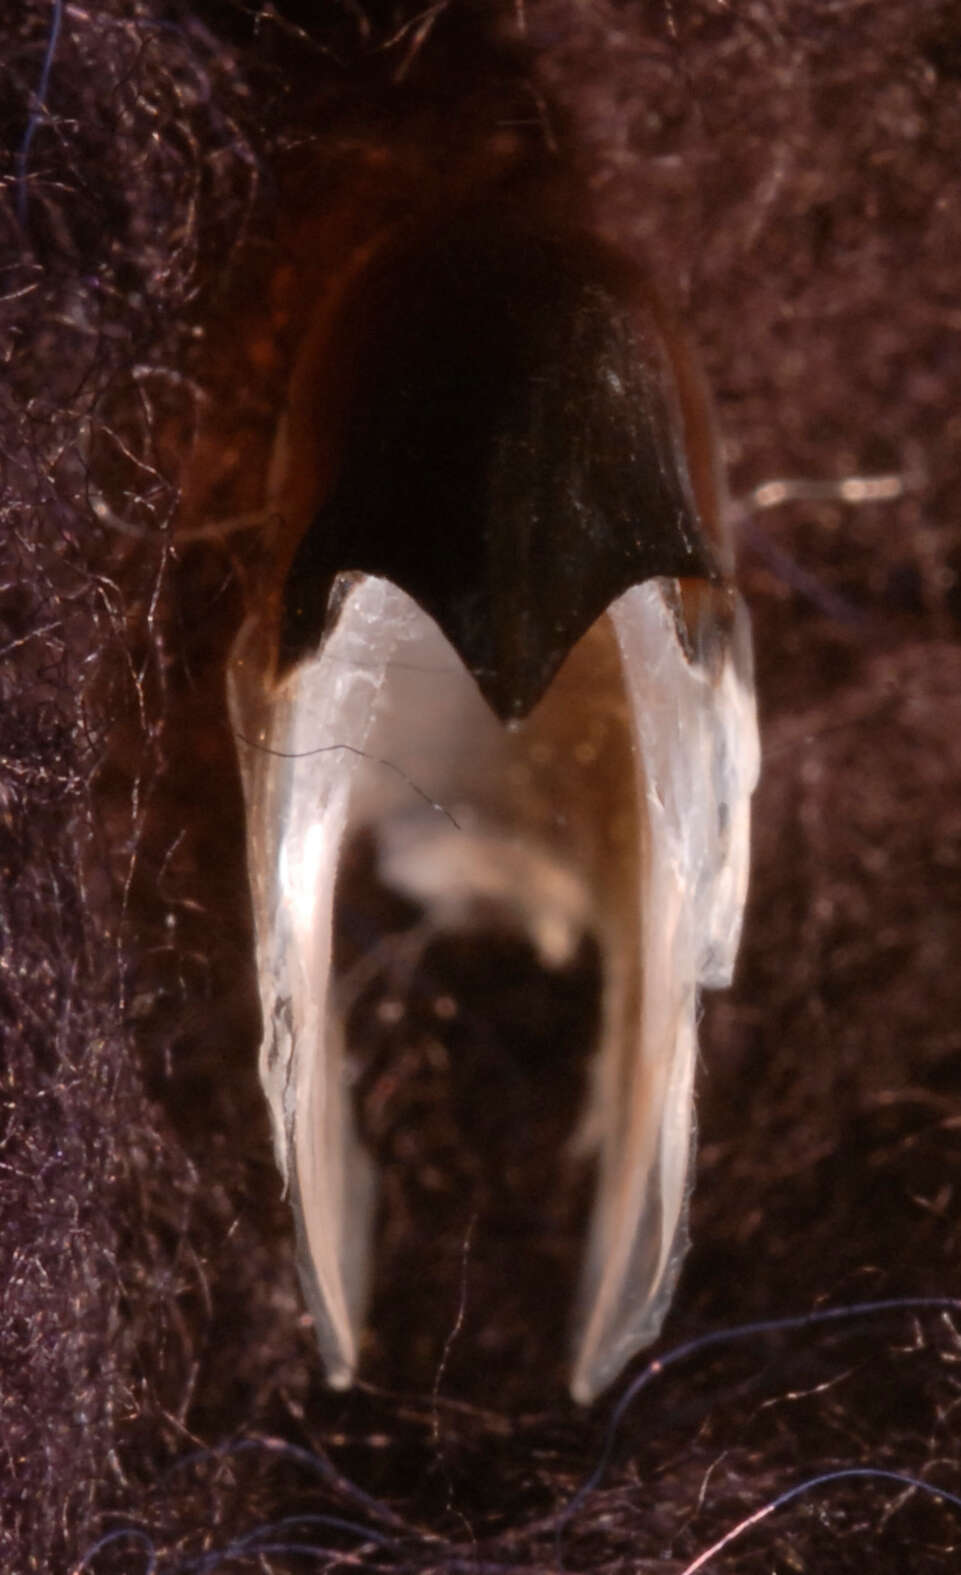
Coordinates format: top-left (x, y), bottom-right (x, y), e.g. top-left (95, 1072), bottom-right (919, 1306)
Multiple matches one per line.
top-left (228, 208), bottom-right (760, 1403)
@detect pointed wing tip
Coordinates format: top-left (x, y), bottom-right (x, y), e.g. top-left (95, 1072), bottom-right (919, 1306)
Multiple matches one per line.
top-left (306, 1298), bottom-right (360, 1392)
top-left (569, 1367), bottom-right (601, 1407)
top-left (324, 1359), bottom-right (356, 1391)
top-left (568, 1330), bottom-right (635, 1406)
top-left (569, 1306), bottom-right (666, 1405)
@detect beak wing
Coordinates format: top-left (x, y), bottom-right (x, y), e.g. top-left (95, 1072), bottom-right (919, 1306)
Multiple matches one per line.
top-left (229, 586), bottom-right (399, 1386)
top-left (571, 581), bottom-right (758, 1402)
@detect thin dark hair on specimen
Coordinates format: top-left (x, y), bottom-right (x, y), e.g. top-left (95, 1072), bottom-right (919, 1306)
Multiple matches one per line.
top-left (557, 1295), bottom-right (961, 1540)
top-left (163, 1434), bottom-right (413, 1534)
top-left (740, 518), bottom-right (865, 627)
top-left (679, 1467), bottom-right (961, 1575)
top-left (72, 1524), bottom-right (158, 1575)
top-left (16, 0), bottom-right (63, 228)
top-left (184, 1512), bottom-right (402, 1574)
top-left (732, 466), bottom-right (922, 629)
top-left (233, 729), bottom-right (460, 828)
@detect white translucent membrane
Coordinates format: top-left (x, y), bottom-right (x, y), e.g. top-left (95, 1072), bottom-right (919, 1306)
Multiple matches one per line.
top-left (229, 573), bottom-right (759, 1401)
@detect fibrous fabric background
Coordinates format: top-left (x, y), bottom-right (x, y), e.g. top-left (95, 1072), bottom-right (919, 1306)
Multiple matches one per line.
top-left (2, 1), bottom-right (960, 1570)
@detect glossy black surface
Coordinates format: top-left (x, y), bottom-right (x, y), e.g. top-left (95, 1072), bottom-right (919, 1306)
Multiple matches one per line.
top-left (280, 211), bottom-right (716, 718)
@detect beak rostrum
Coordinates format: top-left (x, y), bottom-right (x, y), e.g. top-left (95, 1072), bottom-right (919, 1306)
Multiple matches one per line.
top-left (229, 205), bottom-right (759, 1402)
